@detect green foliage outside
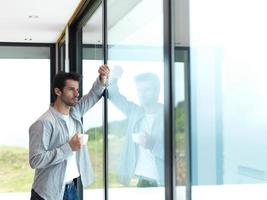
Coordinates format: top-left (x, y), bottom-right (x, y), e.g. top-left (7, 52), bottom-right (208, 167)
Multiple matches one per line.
top-left (176, 101), bottom-right (186, 151)
top-left (175, 101), bottom-right (187, 185)
top-left (85, 119), bottom-right (128, 189)
top-left (0, 146), bottom-right (34, 192)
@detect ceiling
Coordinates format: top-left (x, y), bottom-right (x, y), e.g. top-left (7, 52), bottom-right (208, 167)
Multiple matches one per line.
top-left (0, 0), bottom-right (82, 43)
top-left (0, 0), bottom-right (189, 46)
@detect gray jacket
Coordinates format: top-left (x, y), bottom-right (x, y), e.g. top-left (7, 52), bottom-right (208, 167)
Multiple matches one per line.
top-left (29, 78), bottom-right (105, 200)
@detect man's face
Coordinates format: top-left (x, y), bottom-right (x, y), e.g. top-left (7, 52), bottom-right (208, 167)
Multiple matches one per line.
top-left (136, 80), bottom-right (158, 106)
top-left (59, 80), bottom-right (79, 106)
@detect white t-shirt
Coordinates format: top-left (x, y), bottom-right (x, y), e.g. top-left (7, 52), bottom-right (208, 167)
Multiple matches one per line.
top-left (61, 114), bottom-right (80, 184)
top-left (134, 114), bottom-right (158, 181)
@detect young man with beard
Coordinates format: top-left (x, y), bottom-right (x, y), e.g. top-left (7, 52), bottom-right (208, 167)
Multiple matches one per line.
top-left (29, 65), bottom-right (109, 200)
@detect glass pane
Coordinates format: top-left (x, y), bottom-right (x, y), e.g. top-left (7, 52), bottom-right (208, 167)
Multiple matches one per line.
top-left (82, 3), bottom-right (104, 200)
top-left (0, 56), bottom-right (50, 200)
top-left (190, 0), bottom-right (267, 199)
top-left (107, 0), bottom-right (165, 199)
top-left (174, 49), bottom-right (189, 200)
top-left (174, 0), bottom-right (190, 198)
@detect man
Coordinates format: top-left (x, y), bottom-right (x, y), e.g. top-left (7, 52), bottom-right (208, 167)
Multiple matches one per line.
top-left (29, 65), bottom-right (110, 200)
top-left (108, 66), bottom-right (164, 187)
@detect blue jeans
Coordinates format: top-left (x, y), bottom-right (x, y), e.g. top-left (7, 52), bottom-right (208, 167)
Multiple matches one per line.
top-left (30, 189), bottom-right (44, 200)
top-left (63, 181), bottom-right (80, 200)
top-left (30, 181), bottom-right (80, 200)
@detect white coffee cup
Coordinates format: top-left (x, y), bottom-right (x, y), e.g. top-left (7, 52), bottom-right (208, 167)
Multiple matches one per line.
top-left (79, 134), bottom-right (88, 145)
top-left (132, 132), bottom-right (142, 144)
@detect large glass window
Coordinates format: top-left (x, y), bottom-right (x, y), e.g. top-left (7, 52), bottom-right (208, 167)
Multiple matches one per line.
top-left (190, 0), bottom-right (267, 199)
top-left (82, 3), bottom-right (104, 200)
top-left (174, 0), bottom-right (190, 199)
top-left (0, 46), bottom-right (50, 200)
top-left (174, 49), bottom-right (189, 200)
top-left (107, 0), bottom-right (165, 199)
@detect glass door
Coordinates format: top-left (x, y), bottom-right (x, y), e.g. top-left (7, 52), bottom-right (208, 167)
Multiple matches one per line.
top-left (107, 0), bottom-right (165, 199)
top-left (82, 3), bottom-right (104, 200)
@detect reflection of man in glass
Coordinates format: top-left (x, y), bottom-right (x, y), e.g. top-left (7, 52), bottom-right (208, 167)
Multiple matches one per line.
top-left (108, 66), bottom-right (164, 187)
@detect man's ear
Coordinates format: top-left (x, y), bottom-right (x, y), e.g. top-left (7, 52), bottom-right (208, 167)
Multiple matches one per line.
top-left (54, 88), bottom-right (62, 96)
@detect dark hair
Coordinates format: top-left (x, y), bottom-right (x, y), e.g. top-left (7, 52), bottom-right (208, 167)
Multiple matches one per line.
top-left (52, 71), bottom-right (82, 99)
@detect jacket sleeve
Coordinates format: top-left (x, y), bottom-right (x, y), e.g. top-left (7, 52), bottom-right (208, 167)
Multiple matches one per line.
top-left (29, 120), bottom-right (73, 169)
top-left (73, 77), bottom-right (106, 117)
